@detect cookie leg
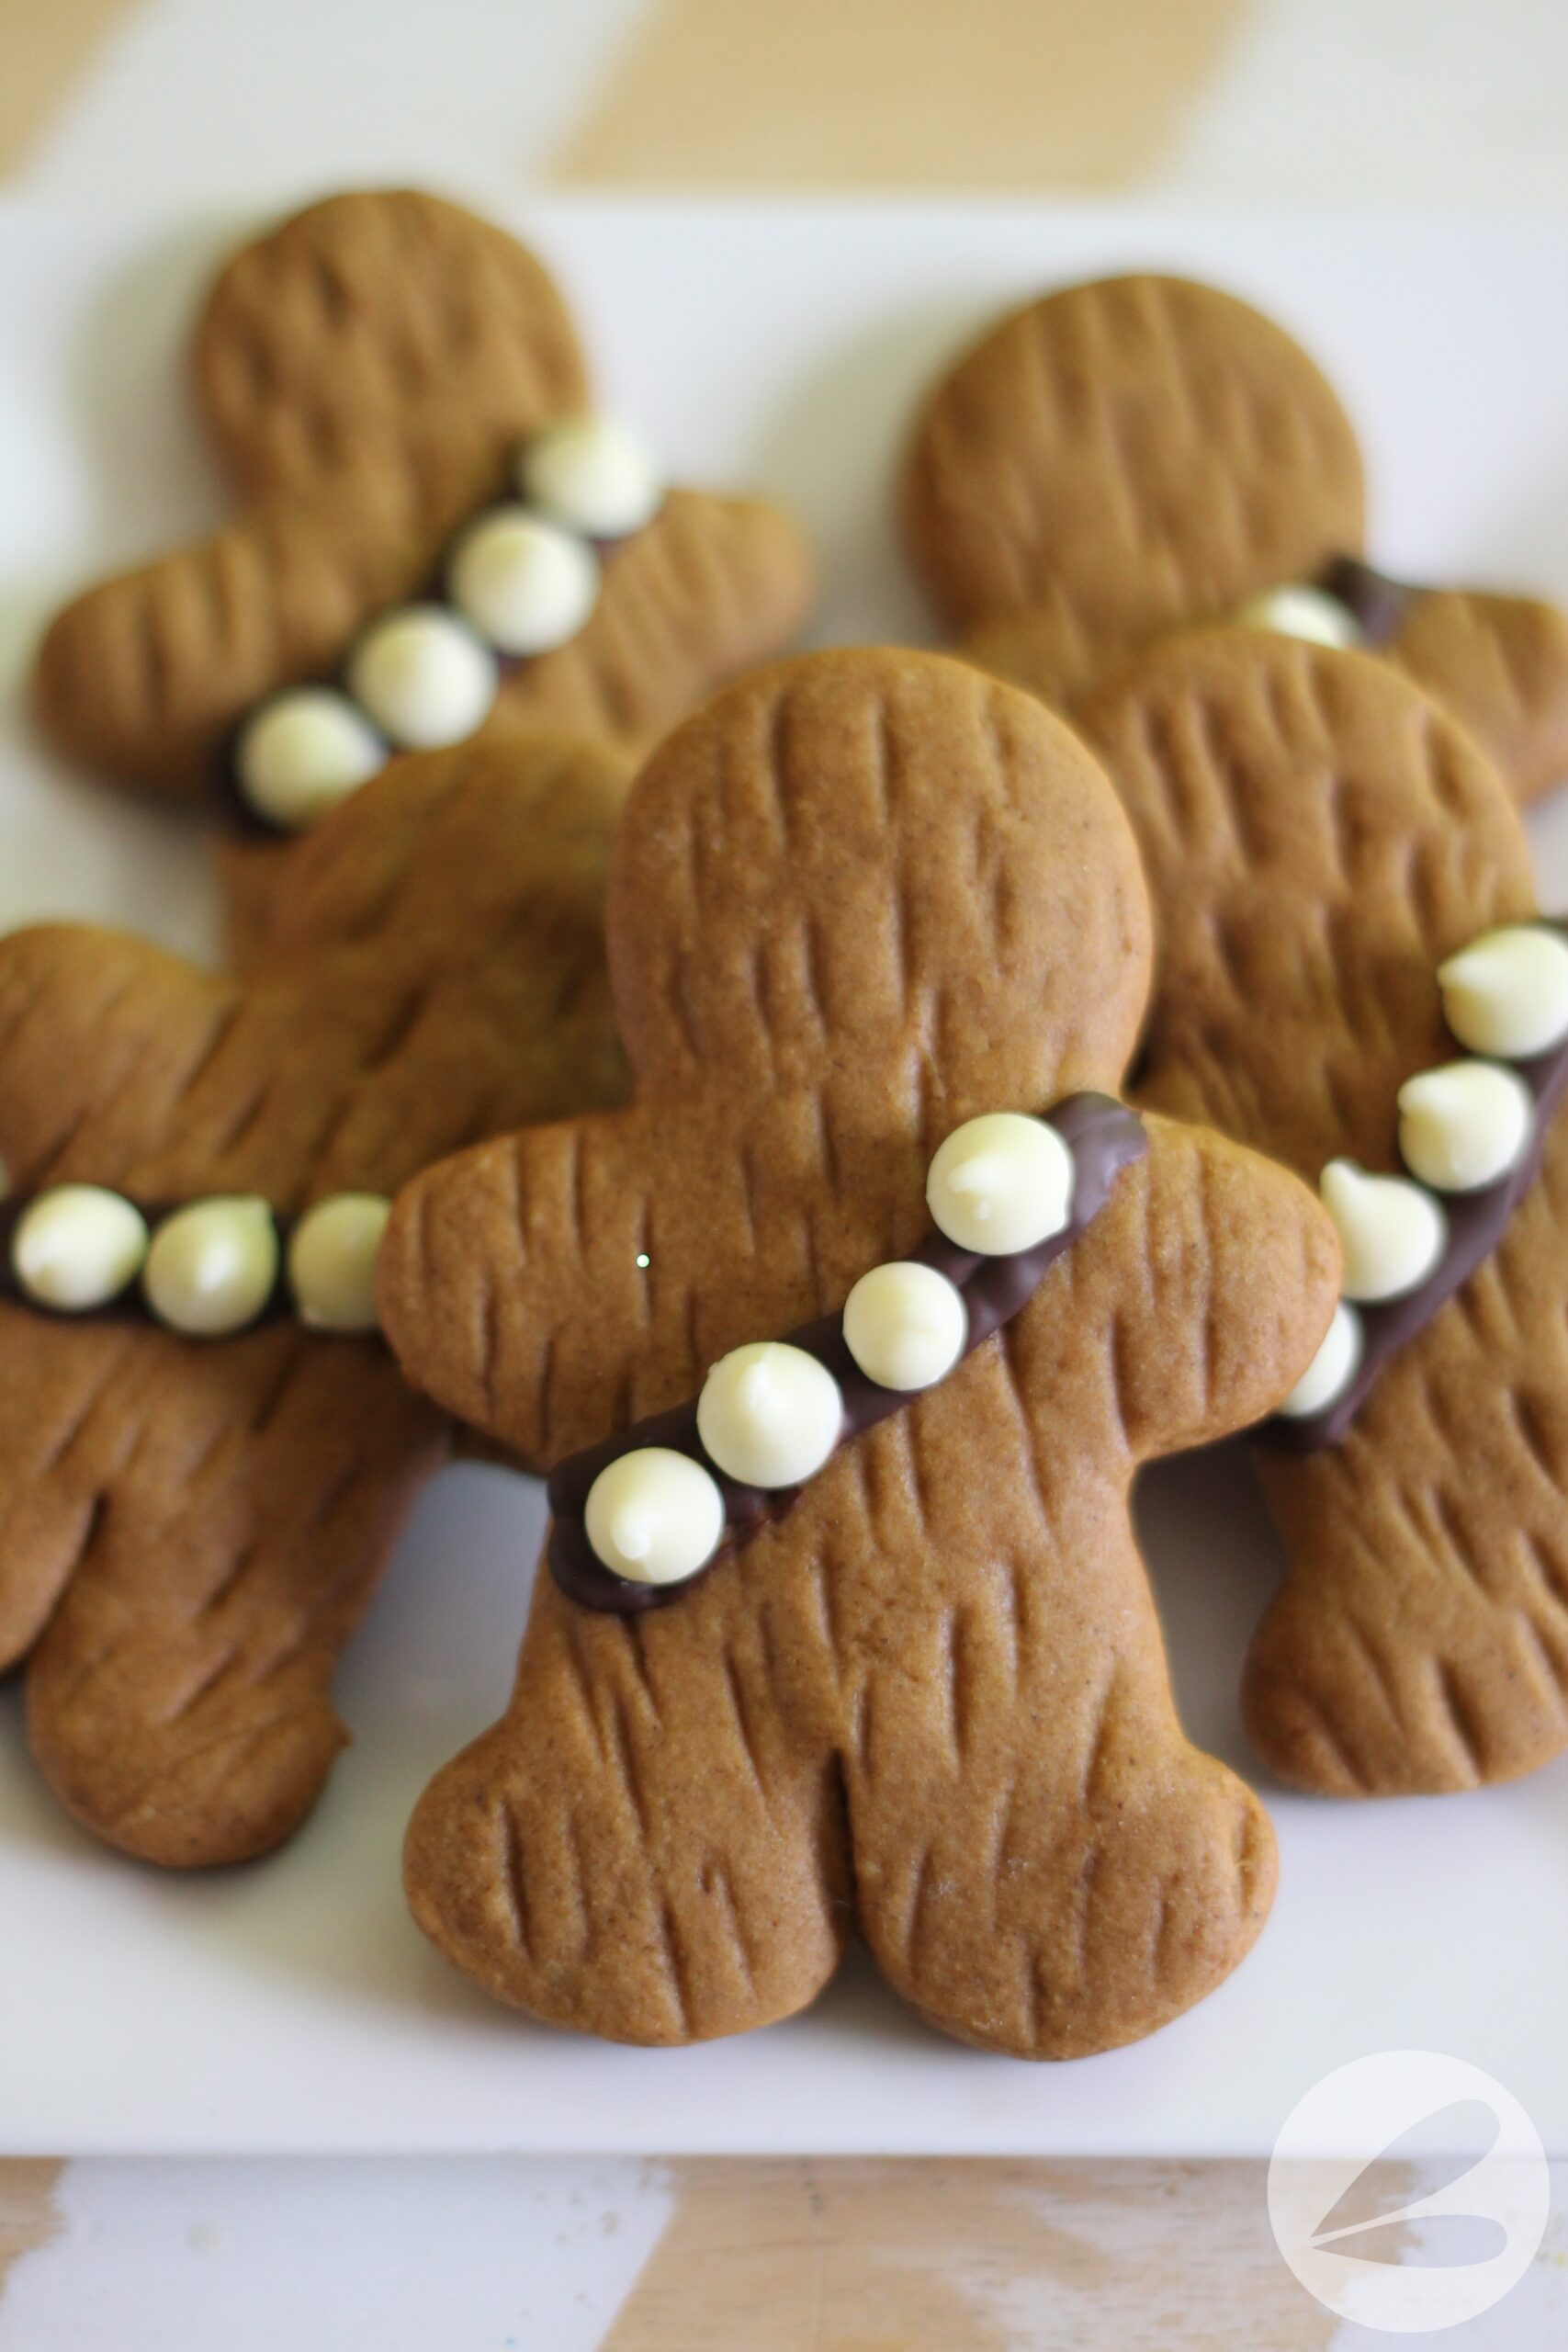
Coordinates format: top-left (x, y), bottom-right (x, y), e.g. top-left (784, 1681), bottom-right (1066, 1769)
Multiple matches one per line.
top-left (404, 1568), bottom-right (851, 2045)
top-left (23, 1330), bottom-right (445, 1866)
top-left (840, 1515), bottom-right (1275, 2061)
top-left (0, 1317), bottom-right (152, 1668)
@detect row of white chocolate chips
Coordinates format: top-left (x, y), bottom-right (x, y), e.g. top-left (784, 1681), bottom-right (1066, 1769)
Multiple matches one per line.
top-left (1279, 923), bottom-right (1568, 1419)
top-left (232, 418), bottom-right (665, 832)
top-left (582, 1111), bottom-right (1076, 1589)
top-left (7, 1186), bottom-right (390, 1336)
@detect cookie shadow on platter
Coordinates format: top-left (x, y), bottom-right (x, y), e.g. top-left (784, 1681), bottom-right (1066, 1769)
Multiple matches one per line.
top-left (1134, 1439), bottom-right (1286, 1786)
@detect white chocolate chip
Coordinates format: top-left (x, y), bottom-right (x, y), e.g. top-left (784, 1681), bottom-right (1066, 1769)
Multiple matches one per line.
top-left (518, 417), bottom-right (665, 539)
top-left (12, 1185), bottom-right (148, 1311)
top-left (926, 1113), bottom-right (1074, 1257)
top-left (345, 607), bottom-right (498, 751)
top-left (1397, 1059), bottom-right (1534, 1193)
top-left (1438, 924), bottom-right (1568, 1060)
top-left (447, 507), bottom-right (600, 656)
top-left (1277, 1300), bottom-right (1364, 1419)
top-left (287, 1193), bottom-right (390, 1332)
top-left (1235, 583), bottom-right (1364, 650)
top-left (1319, 1159), bottom-right (1447, 1304)
top-left (583, 1446), bottom-right (727, 1585)
top-left (695, 1340), bottom-right (843, 1489)
top-left (842, 1260), bottom-right (967, 1391)
top-left (234, 688), bottom-right (385, 830)
top-left (142, 1196), bottom-right (279, 1336)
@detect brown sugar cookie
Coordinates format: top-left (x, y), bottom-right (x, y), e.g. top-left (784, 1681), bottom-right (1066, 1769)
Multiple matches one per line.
top-left (376, 646), bottom-right (1339, 2054)
top-left (1077, 626), bottom-right (1568, 1795)
top-left (0, 726), bottom-right (630, 1866)
top-left (31, 188), bottom-right (814, 960)
top-left (903, 274), bottom-right (1568, 804)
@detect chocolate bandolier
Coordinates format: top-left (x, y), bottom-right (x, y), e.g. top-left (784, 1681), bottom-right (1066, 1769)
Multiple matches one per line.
top-left (549, 1096), bottom-right (1147, 1612)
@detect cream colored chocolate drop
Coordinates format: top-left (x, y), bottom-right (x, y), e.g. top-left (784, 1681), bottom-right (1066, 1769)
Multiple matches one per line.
top-left (1276, 1299), bottom-right (1363, 1419)
top-left (1235, 582), bottom-right (1363, 650)
top-left (288, 1193), bottom-right (390, 1332)
top-left (1397, 1060), bottom-right (1534, 1193)
top-left (446, 508), bottom-right (599, 656)
top-left (842, 1260), bottom-right (967, 1391)
top-left (926, 1112), bottom-right (1074, 1255)
top-left (142, 1196), bottom-right (279, 1337)
top-left (1438, 925), bottom-right (1568, 1060)
top-left (695, 1340), bottom-right (843, 1488)
top-left (583, 1446), bottom-right (727, 1585)
top-left (12, 1184), bottom-right (149, 1311)
top-left (346, 607), bottom-right (498, 751)
top-left (234, 688), bottom-right (385, 830)
top-left (1319, 1159), bottom-right (1446, 1304)
top-left (519, 416), bottom-right (664, 539)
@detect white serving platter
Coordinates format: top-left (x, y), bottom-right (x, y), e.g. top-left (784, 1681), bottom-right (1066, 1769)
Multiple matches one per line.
top-left (3, 196), bottom-right (1568, 2158)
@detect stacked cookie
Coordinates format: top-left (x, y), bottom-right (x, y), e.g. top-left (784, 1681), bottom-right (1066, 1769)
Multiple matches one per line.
top-left (7, 190), bottom-right (813, 1867)
top-left (7, 205), bottom-right (1566, 2063)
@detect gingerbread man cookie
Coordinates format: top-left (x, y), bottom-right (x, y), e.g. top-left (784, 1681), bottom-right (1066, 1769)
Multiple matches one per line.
top-left (1078, 626), bottom-right (1568, 1794)
top-left (0, 725), bottom-right (628, 1865)
top-left (377, 647), bottom-right (1338, 2053)
top-left (32, 188), bottom-right (814, 956)
top-left (902, 274), bottom-right (1568, 805)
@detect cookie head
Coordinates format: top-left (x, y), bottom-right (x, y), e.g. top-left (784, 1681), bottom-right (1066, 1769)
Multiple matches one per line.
top-left (196, 189), bottom-right (587, 503)
top-left (1079, 628), bottom-right (1534, 1176)
top-left (606, 643), bottom-right (1152, 1111)
top-left (902, 274), bottom-right (1365, 705)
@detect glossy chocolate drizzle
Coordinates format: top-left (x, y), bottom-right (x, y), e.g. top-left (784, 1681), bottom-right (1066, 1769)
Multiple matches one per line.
top-left (547, 1093), bottom-right (1148, 1616)
top-left (1315, 553), bottom-right (1422, 648)
top-left (1262, 921), bottom-right (1568, 1452)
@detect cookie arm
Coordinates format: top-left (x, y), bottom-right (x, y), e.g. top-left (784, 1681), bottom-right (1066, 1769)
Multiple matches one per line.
top-left (32, 490), bottom-right (431, 799)
top-left (378, 1087), bottom-right (931, 1473)
top-left (1385, 588), bottom-right (1568, 808)
top-left (0, 925), bottom-right (239, 1185)
top-left (502, 489), bottom-right (815, 752)
top-left (1059, 1115), bottom-right (1340, 1464)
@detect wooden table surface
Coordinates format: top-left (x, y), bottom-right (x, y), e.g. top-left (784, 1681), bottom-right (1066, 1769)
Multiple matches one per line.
top-left (2, 1), bottom-right (1566, 2343)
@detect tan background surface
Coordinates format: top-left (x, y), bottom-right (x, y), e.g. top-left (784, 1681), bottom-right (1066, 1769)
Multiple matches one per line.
top-left (553, 0), bottom-right (1244, 188)
top-left (3, 0), bottom-right (1567, 2344)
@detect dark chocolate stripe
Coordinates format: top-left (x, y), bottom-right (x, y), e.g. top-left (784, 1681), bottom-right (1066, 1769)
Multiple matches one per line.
top-left (547, 1093), bottom-right (1147, 1616)
top-left (1262, 921), bottom-right (1568, 1452)
top-left (1315, 553), bottom-right (1423, 648)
